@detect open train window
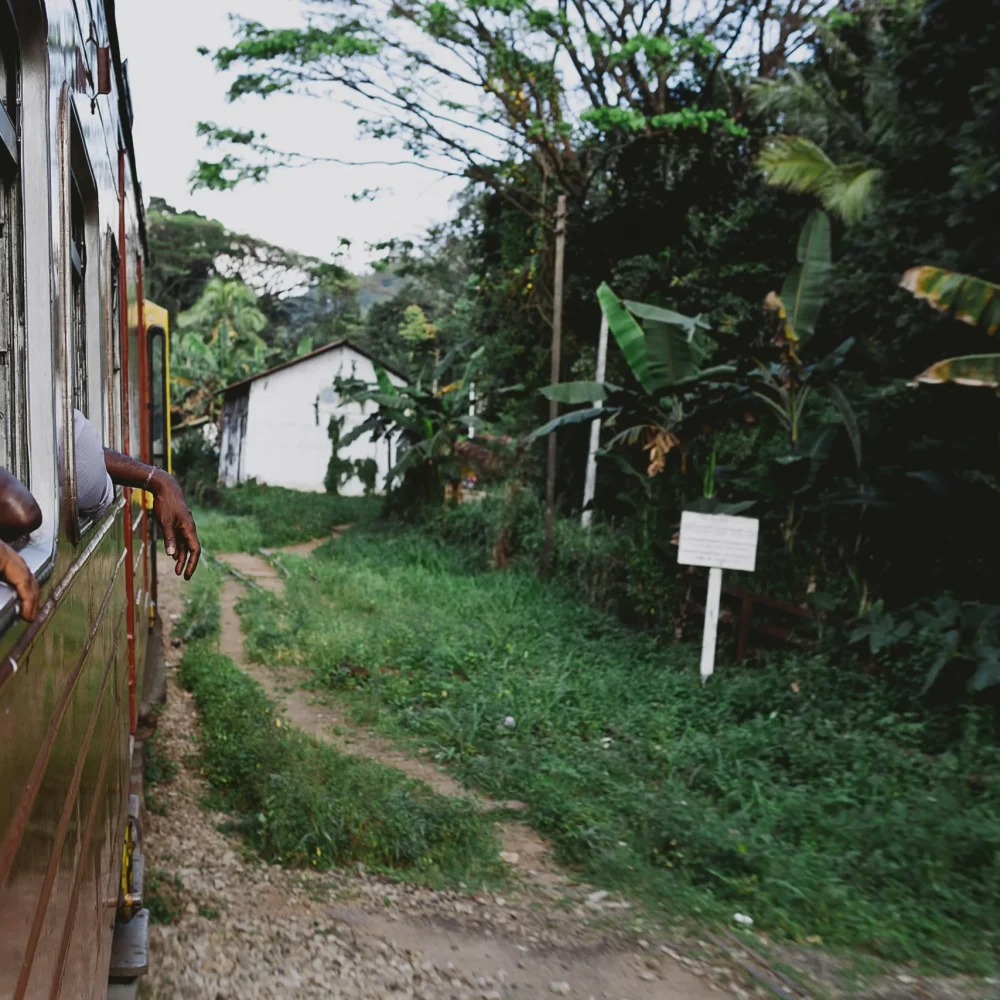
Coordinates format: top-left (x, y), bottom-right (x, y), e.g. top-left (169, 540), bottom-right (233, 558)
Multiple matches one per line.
top-left (58, 86), bottom-right (101, 543)
top-left (104, 232), bottom-right (122, 450)
top-left (0, 4), bottom-right (28, 485)
top-left (148, 326), bottom-right (168, 471)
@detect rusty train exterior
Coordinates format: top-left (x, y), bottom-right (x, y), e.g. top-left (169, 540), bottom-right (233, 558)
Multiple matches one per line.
top-left (1, 0), bottom-right (167, 996)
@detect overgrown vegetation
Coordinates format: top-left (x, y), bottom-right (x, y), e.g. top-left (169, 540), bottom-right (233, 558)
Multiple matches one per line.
top-left (237, 522), bottom-right (1000, 974)
top-left (165, 0), bottom-right (1000, 980)
top-left (176, 558), bottom-right (499, 882)
top-left (192, 483), bottom-right (381, 552)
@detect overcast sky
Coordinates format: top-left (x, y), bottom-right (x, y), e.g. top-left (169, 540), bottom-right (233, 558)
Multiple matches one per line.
top-left (115, 0), bottom-right (465, 269)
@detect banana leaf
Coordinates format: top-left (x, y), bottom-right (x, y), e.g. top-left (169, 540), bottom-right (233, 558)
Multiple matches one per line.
top-left (597, 282), bottom-right (650, 389)
top-left (375, 366), bottom-right (398, 396)
top-left (901, 268), bottom-right (1000, 334)
top-left (623, 300), bottom-right (710, 333)
top-left (912, 354), bottom-right (1000, 388)
top-left (828, 383), bottom-right (862, 468)
top-left (773, 210), bottom-right (832, 347)
top-left (540, 381), bottom-right (618, 404)
top-left (598, 283), bottom-right (706, 393)
top-left (527, 406), bottom-right (610, 442)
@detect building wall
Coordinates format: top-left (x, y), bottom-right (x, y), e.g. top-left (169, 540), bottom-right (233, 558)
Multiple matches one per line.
top-left (219, 345), bottom-right (406, 495)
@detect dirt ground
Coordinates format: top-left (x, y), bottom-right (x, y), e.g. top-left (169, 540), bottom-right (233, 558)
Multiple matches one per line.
top-left (142, 550), bottom-right (745, 1000)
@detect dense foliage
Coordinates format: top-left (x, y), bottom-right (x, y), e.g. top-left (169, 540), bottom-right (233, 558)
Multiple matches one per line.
top-left (183, 0), bottom-right (1000, 680)
top-left (234, 513), bottom-right (1000, 972)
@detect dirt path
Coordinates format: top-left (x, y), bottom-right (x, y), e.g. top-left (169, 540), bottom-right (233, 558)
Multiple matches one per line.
top-left (143, 551), bottom-right (740, 1000)
top-left (218, 545), bottom-right (562, 885)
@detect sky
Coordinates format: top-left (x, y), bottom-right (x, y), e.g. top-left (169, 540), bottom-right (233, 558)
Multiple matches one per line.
top-left (114, 0), bottom-right (465, 270)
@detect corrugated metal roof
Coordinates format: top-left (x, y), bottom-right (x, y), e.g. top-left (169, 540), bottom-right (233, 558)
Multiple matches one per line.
top-left (219, 339), bottom-right (408, 396)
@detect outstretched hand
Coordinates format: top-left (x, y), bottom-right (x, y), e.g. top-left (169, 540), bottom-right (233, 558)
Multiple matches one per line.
top-left (0, 541), bottom-right (40, 622)
top-left (151, 472), bottom-right (201, 579)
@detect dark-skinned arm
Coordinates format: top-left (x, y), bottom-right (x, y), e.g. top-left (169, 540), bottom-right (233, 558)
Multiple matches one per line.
top-left (0, 469), bottom-right (43, 544)
top-left (0, 540), bottom-right (40, 621)
top-left (103, 449), bottom-right (201, 579)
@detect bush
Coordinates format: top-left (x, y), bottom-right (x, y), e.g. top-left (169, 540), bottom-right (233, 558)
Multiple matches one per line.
top-left (171, 432), bottom-right (221, 506)
top-left (438, 488), bottom-right (688, 630)
top-left (213, 482), bottom-right (382, 548)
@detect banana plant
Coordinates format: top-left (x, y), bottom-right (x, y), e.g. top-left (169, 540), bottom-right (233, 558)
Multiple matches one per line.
top-left (901, 268), bottom-right (1000, 387)
top-left (336, 347), bottom-right (487, 509)
top-left (530, 283), bottom-right (732, 477)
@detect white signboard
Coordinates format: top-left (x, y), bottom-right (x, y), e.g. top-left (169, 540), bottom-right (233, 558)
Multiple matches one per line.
top-left (677, 511), bottom-right (760, 682)
top-left (677, 512), bottom-right (759, 572)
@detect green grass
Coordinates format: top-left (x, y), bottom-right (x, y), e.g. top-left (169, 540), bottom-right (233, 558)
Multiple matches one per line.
top-left (144, 729), bottom-right (178, 786)
top-left (237, 522), bottom-right (1000, 975)
top-left (146, 869), bottom-right (184, 925)
top-left (193, 483), bottom-right (382, 553)
top-left (176, 559), bottom-right (500, 883)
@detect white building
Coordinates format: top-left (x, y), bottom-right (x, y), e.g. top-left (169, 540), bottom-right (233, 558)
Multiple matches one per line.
top-left (217, 340), bottom-right (407, 495)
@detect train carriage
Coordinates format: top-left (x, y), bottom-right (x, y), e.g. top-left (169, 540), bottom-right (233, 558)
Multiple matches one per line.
top-left (1, 1), bottom-right (168, 996)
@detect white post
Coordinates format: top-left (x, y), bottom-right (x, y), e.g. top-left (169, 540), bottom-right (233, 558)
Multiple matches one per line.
top-left (581, 313), bottom-right (609, 527)
top-left (468, 382), bottom-right (476, 440)
top-left (700, 567), bottom-right (723, 682)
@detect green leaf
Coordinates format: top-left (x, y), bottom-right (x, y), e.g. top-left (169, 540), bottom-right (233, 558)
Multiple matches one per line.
top-left (623, 300), bottom-right (708, 334)
top-left (901, 268), bottom-right (1000, 335)
top-left (374, 366), bottom-right (397, 397)
top-left (970, 649), bottom-right (1000, 692)
top-left (598, 283), bottom-right (650, 389)
top-left (757, 136), bottom-right (882, 225)
top-left (598, 283), bottom-right (708, 393)
top-left (912, 354), bottom-right (1000, 388)
top-left (528, 406), bottom-right (608, 443)
top-left (540, 381), bottom-right (618, 404)
top-left (828, 383), bottom-right (862, 468)
top-left (777, 211), bottom-right (832, 347)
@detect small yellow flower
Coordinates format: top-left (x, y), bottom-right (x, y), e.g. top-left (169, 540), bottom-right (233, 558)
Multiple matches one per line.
top-left (316, 847), bottom-right (321, 856)
top-left (275, 719), bottom-right (281, 727)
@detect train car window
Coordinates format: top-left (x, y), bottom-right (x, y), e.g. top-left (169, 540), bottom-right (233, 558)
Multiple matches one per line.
top-left (0, 6), bottom-right (29, 485)
top-left (69, 176), bottom-right (87, 415)
top-left (148, 327), bottom-right (167, 470)
top-left (104, 232), bottom-right (122, 451)
top-left (58, 87), bottom-right (101, 544)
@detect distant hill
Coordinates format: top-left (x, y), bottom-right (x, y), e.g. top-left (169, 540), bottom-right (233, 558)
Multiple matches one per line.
top-left (356, 270), bottom-right (405, 313)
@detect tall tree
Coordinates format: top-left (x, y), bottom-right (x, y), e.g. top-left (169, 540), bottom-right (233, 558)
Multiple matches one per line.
top-left (172, 277), bottom-right (271, 423)
top-left (192, 1), bottom-right (835, 213)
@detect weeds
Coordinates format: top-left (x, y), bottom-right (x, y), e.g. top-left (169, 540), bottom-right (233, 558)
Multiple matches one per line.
top-left (146, 869), bottom-right (184, 925)
top-left (144, 730), bottom-right (177, 786)
top-left (177, 563), bottom-right (500, 884)
top-left (209, 482), bottom-right (381, 549)
top-left (238, 522), bottom-right (1000, 974)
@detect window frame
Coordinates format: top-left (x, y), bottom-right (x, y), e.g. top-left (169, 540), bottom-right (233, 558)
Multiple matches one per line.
top-left (148, 325), bottom-right (168, 472)
top-left (57, 85), bottom-right (103, 545)
top-left (0, 0), bottom-right (28, 485)
top-left (0, 2), bottom-right (56, 633)
top-left (103, 229), bottom-right (123, 453)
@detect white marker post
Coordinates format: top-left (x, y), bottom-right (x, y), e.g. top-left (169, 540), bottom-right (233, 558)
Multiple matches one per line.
top-left (677, 511), bottom-right (759, 682)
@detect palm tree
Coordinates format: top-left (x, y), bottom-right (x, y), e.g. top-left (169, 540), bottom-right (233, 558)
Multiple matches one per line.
top-left (752, 10), bottom-right (899, 224)
top-left (178, 277), bottom-right (269, 375)
top-left (173, 277), bottom-right (271, 421)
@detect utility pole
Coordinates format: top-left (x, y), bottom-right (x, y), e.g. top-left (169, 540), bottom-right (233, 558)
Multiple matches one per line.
top-left (581, 311), bottom-right (608, 527)
top-left (541, 195), bottom-right (567, 579)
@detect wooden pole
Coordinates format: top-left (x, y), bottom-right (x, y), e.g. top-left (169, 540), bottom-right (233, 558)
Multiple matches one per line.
top-left (581, 312), bottom-right (609, 527)
top-left (541, 195), bottom-right (567, 579)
